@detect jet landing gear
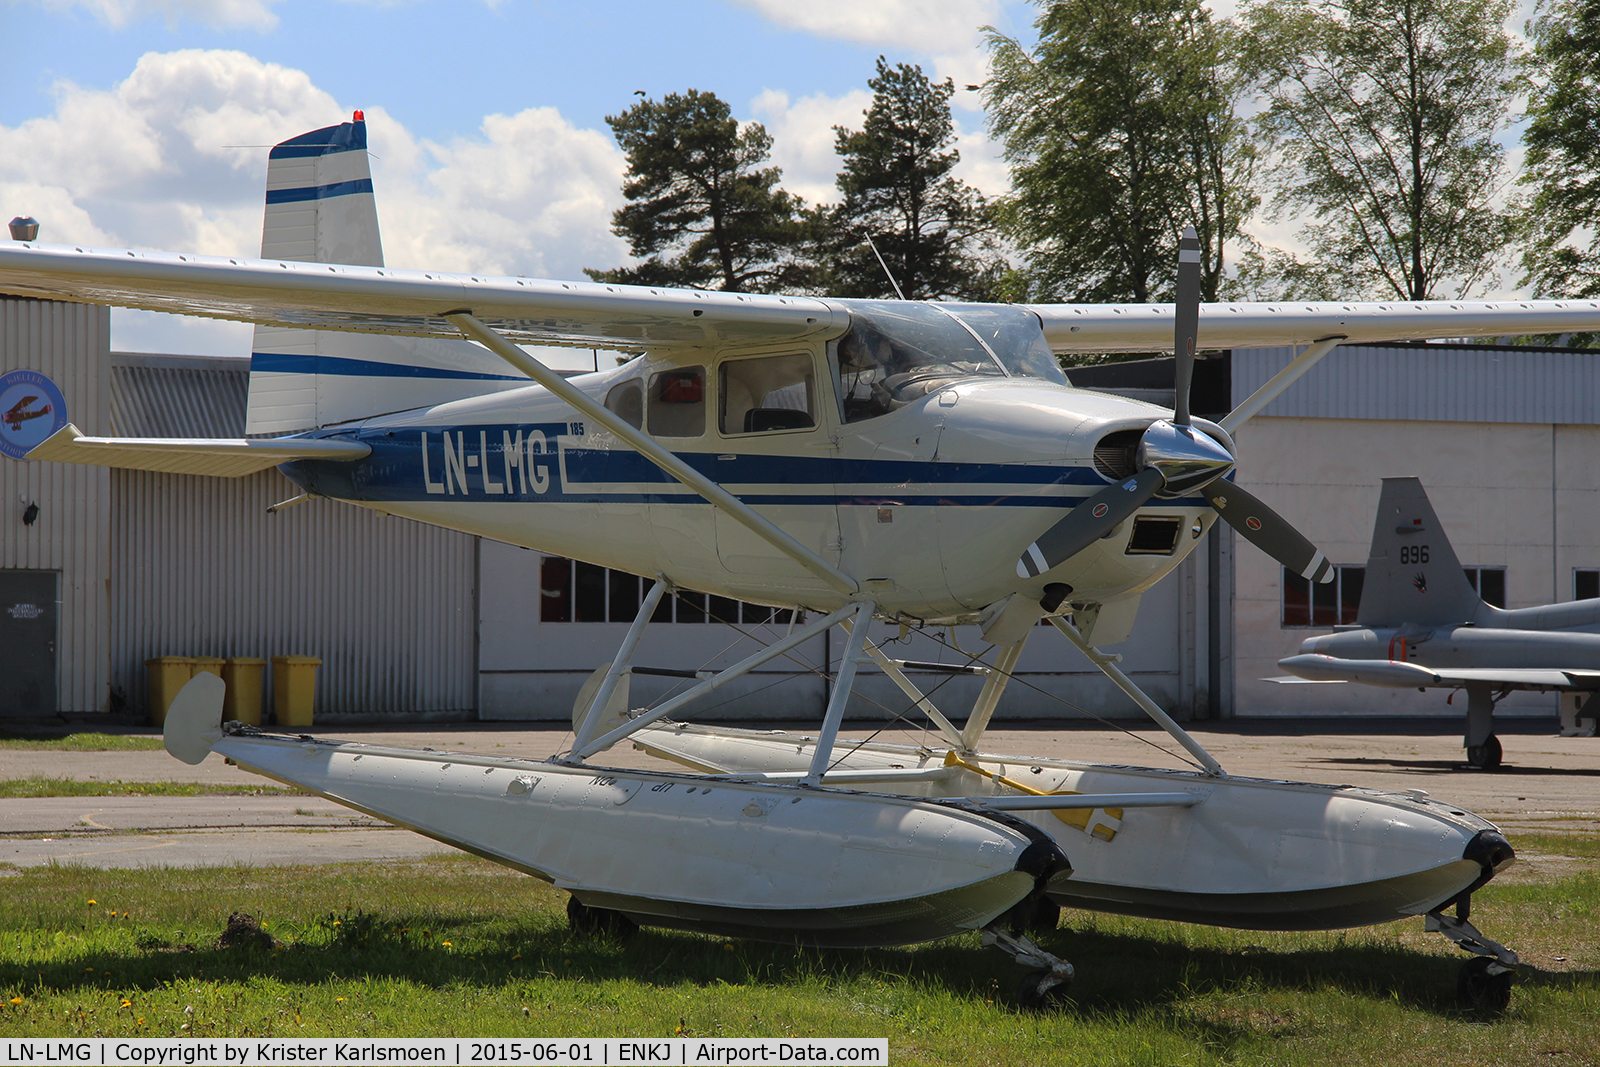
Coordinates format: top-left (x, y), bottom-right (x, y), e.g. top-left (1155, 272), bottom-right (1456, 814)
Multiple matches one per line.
top-left (982, 924), bottom-right (1074, 1011)
top-left (1462, 683), bottom-right (1504, 771)
top-left (1427, 899), bottom-right (1518, 1012)
top-left (1465, 734), bottom-right (1503, 772)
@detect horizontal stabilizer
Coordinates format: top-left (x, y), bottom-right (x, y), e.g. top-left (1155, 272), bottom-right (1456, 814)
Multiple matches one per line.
top-left (1279, 654), bottom-right (1600, 692)
top-left (25, 423), bottom-right (369, 477)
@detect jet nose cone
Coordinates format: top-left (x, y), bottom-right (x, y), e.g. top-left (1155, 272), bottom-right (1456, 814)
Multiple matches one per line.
top-left (1137, 420), bottom-right (1234, 496)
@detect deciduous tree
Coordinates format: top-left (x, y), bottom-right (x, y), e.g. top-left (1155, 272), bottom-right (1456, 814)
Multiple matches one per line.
top-left (1521, 0), bottom-right (1600, 308)
top-left (984, 0), bottom-right (1254, 304)
top-left (1240, 0), bottom-right (1520, 300)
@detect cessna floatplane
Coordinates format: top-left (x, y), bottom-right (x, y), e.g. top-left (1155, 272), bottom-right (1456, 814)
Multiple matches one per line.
top-left (7, 114), bottom-right (1594, 1009)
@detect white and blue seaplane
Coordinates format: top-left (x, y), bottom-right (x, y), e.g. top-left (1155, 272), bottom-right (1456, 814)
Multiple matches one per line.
top-left (7, 115), bottom-right (1592, 1009)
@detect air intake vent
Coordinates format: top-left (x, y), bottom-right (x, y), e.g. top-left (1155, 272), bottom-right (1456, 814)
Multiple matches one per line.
top-left (1093, 429), bottom-right (1143, 480)
top-left (1125, 517), bottom-right (1181, 555)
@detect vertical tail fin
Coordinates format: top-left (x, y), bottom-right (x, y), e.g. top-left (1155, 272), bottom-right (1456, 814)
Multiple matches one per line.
top-left (261, 113), bottom-right (384, 267)
top-left (1356, 477), bottom-right (1482, 627)
top-left (246, 114), bottom-right (530, 435)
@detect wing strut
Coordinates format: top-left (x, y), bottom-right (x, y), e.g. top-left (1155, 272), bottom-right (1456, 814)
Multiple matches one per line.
top-left (1219, 335), bottom-right (1345, 434)
top-left (1049, 615), bottom-right (1224, 776)
top-left (445, 312), bottom-right (858, 597)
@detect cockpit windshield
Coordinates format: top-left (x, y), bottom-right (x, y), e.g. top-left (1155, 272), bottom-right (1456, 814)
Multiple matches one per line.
top-left (940, 304), bottom-right (1070, 386)
top-left (833, 300), bottom-right (1067, 423)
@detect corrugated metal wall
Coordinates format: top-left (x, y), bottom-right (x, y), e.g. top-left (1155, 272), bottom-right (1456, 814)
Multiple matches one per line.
top-left (0, 297), bottom-right (110, 714)
top-left (1234, 344), bottom-right (1600, 424)
top-left (109, 468), bottom-right (478, 718)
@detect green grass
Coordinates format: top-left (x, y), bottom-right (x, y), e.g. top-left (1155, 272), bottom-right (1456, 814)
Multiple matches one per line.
top-left (0, 852), bottom-right (1594, 1063)
top-left (0, 779), bottom-right (300, 799)
top-left (0, 733), bottom-right (162, 752)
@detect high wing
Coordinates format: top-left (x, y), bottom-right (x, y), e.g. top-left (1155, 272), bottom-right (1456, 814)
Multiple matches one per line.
top-left (7, 241), bottom-right (1600, 351)
top-left (0, 242), bottom-right (842, 351)
top-left (1275, 654), bottom-right (1600, 691)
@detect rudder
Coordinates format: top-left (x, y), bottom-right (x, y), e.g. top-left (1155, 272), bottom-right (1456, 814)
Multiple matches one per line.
top-left (1356, 477), bottom-right (1482, 628)
top-left (247, 114), bottom-right (532, 435)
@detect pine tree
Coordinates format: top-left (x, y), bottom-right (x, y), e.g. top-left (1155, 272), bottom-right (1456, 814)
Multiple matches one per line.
top-left (825, 58), bottom-right (997, 300)
top-left (585, 90), bottom-right (813, 294)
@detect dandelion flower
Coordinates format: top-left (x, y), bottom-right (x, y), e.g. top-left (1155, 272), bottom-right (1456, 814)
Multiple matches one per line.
top-left (9, 997), bottom-right (22, 1005)
top-left (335, 997), bottom-right (345, 1003)
top-left (121, 999), bottom-right (131, 1008)
top-left (85, 900), bottom-right (96, 905)
top-left (441, 941), bottom-right (453, 947)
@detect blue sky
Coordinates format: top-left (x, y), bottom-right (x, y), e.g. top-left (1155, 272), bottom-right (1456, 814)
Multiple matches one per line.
top-left (1, 0), bottom-right (1038, 361)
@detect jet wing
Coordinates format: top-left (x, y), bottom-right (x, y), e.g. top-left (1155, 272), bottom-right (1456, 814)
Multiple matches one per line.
top-left (1277, 654), bottom-right (1600, 692)
top-left (25, 423), bottom-right (370, 477)
top-left (6, 240), bottom-right (1600, 353)
top-left (0, 242), bottom-right (842, 351)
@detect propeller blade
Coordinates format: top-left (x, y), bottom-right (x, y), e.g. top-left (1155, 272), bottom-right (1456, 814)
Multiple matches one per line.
top-left (1201, 480), bottom-right (1333, 583)
top-left (1017, 467), bottom-right (1166, 579)
top-left (1173, 225), bottom-right (1201, 428)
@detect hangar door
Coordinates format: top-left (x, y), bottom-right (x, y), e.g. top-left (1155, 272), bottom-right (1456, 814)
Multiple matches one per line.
top-left (0, 570), bottom-right (57, 715)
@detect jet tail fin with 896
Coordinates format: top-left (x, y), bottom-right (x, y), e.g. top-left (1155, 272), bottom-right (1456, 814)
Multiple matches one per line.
top-left (8, 113), bottom-right (1585, 1010)
top-left (1278, 476), bottom-right (1600, 770)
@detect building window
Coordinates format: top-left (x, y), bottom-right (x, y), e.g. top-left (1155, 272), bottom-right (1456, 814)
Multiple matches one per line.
top-left (538, 555), bottom-right (797, 625)
top-left (1463, 567), bottom-right (1506, 608)
top-left (1576, 569), bottom-right (1599, 602)
top-left (1282, 565), bottom-right (1363, 627)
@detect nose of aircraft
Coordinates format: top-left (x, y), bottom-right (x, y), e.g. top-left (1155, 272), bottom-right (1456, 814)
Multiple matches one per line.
top-left (1136, 419), bottom-right (1235, 496)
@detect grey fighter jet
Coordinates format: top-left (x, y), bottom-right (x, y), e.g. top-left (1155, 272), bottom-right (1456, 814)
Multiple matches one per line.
top-left (1277, 477), bottom-right (1600, 770)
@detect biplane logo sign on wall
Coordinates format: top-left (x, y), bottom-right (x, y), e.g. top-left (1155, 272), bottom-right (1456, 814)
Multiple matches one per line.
top-left (0, 369), bottom-right (68, 460)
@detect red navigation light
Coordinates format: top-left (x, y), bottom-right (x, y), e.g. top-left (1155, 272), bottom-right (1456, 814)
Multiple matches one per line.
top-left (353, 110), bottom-right (365, 122)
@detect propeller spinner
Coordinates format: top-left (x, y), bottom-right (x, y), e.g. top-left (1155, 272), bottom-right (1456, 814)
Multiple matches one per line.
top-left (1017, 226), bottom-right (1335, 588)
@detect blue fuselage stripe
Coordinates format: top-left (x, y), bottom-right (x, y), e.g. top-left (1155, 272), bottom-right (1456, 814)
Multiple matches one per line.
top-left (265, 179), bottom-right (376, 205)
top-left (279, 423), bottom-right (1215, 510)
top-left (250, 352), bottom-right (527, 382)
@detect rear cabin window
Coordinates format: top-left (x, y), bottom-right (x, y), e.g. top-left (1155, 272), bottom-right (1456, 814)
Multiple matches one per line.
top-left (648, 366), bottom-right (705, 437)
top-left (720, 353), bottom-right (816, 434)
top-left (604, 378), bottom-right (643, 429)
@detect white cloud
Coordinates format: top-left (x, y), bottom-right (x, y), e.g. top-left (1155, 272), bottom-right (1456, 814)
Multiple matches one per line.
top-left (31, 0), bottom-right (281, 30)
top-left (728, 0), bottom-right (1000, 52)
top-left (0, 49), bottom-right (631, 351)
top-left (753, 86), bottom-right (1008, 207)
top-left (378, 107), bottom-right (627, 279)
top-left (751, 88), bottom-right (872, 206)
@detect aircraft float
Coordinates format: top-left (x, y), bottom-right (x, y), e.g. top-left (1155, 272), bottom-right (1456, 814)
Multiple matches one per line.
top-left (1279, 477), bottom-right (1600, 769)
top-left (8, 114), bottom-right (1595, 1010)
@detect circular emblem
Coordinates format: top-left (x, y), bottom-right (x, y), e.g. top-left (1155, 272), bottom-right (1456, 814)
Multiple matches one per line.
top-left (1245, 516), bottom-right (1262, 531)
top-left (0, 369), bottom-right (68, 461)
top-left (1092, 503), bottom-right (1109, 518)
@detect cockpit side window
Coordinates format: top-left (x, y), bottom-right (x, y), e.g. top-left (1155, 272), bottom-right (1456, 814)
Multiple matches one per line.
top-left (604, 378), bottom-right (643, 430)
top-left (720, 353), bottom-right (816, 434)
top-left (648, 366), bottom-right (705, 437)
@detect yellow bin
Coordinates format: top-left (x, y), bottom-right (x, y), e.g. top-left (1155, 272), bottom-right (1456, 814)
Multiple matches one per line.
top-left (191, 656), bottom-right (225, 679)
top-left (145, 656), bottom-right (195, 726)
top-left (222, 657), bottom-right (267, 726)
top-left (271, 655), bottom-right (321, 727)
